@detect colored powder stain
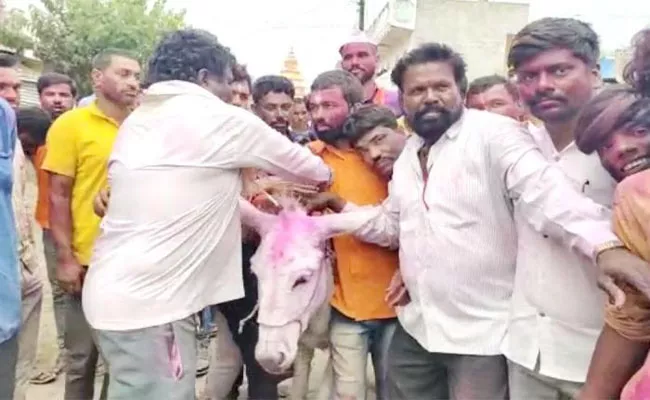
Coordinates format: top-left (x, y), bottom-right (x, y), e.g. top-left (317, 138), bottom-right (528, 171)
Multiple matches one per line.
top-left (268, 211), bottom-right (318, 265)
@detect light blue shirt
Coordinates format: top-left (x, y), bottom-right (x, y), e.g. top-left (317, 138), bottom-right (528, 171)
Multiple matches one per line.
top-left (0, 97), bottom-right (20, 343)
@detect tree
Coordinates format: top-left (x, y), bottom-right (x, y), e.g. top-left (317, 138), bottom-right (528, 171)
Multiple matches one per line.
top-left (0, 8), bottom-right (34, 53)
top-left (28, 0), bottom-right (186, 95)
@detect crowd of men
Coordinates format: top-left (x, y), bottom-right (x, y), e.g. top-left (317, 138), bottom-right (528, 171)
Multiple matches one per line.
top-left (1, 14), bottom-right (650, 400)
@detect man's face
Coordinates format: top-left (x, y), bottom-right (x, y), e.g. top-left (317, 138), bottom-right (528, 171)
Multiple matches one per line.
top-left (466, 84), bottom-right (525, 121)
top-left (231, 80), bottom-right (251, 109)
top-left (201, 66), bottom-right (234, 103)
top-left (400, 61), bottom-right (464, 145)
top-left (340, 43), bottom-right (377, 84)
top-left (254, 91), bottom-right (293, 135)
top-left (290, 101), bottom-right (309, 132)
top-left (308, 87), bottom-right (350, 144)
top-left (515, 48), bottom-right (598, 124)
top-left (40, 83), bottom-right (75, 119)
top-left (354, 126), bottom-right (406, 179)
top-left (0, 66), bottom-right (21, 109)
top-left (92, 55), bottom-right (141, 107)
top-left (598, 124), bottom-right (650, 182)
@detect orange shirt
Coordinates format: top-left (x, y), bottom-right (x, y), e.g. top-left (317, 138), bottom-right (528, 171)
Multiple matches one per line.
top-left (309, 141), bottom-right (399, 321)
top-left (33, 146), bottom-right (50, 230)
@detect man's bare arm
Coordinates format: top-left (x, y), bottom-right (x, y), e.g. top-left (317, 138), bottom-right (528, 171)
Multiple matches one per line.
top-left (49, 173), bottom-right (75, 264)
top-left (49, 173), bottom-right (86, 293)
top-left (580, 325), bottom-right (649, 399)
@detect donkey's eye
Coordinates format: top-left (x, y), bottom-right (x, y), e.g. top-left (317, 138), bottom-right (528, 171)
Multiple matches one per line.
top-left (292, 277), bottom-right (308, 289)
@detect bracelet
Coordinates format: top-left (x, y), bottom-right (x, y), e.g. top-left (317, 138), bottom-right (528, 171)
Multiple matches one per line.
top-left (593, 240), bottom-right (625, 259)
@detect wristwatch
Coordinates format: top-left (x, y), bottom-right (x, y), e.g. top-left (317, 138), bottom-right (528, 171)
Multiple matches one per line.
top-left (593, 239), bottom-right (625, 260)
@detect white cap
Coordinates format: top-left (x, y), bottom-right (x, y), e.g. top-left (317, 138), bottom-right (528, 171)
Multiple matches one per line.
top-left (338, 31), bottom-right (377, 54)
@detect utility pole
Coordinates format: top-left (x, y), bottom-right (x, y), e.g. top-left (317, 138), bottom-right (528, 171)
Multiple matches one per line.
top-left (357, 0), bottom-right (365, 31)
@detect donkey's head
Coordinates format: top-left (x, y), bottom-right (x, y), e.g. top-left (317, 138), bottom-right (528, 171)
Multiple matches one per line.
top-left (239, 196), bottom-right (353, 374)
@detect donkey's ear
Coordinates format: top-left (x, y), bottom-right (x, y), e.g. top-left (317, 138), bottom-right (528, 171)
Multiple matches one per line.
top-left (239, 197), bottom-right (277, 234)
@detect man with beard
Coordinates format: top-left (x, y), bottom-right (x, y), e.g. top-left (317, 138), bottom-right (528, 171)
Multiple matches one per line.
top-left (82, 29), bottom-right (330, 399)
top-left (500, 18), bottom-right (617, 399)
top-left (37, 73), bottom-right (77, 120)
top-left (31, 72), bottom-right (77, 385)
top-left (339, 33), bottom-right (401, 116)
top-left (252, 75), bottom-right (297, 141)
top-left (305, 42), bottom-right (650, 399)
top-left (42, 48), bottom-right (141, 400)
top-left (204, 74), bottom-right (304, 400)
top-left (307, 70), bottom-right (400, 400)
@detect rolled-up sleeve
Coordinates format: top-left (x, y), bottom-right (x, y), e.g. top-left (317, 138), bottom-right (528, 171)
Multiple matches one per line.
top-left (487, 118), bottom-right (617, 262)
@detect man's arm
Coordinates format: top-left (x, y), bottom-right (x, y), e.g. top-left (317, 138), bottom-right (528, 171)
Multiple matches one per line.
top-left (214, 110), bottom-right (331, 185)
top-left (579, 324), bottom-right (649, 399)
top-left (49, 174), bottom-right (76, 265)
top-left (305, 180), bottom-right (400, 249)
top-left (487, 118), bottom-right (617, 261)
top-left (41, 113), bottom-right (86, 293)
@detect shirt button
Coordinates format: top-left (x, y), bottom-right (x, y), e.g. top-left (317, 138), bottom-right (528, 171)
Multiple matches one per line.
top-left (539, 312), bottom-right (546, 317)
top-left (543, 234), bottom-right (548, 238)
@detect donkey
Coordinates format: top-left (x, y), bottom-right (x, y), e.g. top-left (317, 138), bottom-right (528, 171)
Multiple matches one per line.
top-left (238, 195), bottom-right (370, 399)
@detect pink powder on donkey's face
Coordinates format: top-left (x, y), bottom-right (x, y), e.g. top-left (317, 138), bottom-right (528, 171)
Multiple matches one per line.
top-left (267, 207), bottom-right (320, 266)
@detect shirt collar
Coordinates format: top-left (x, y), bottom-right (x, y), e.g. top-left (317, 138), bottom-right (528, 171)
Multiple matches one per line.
top-left (87, 101), bottom-right (119, 127)
top-left (308, 140), bottom-right (352, 160)
top-left (408, 107), bottom-right (467, 147)
top-left (145, 80), bottom-right (224, 102)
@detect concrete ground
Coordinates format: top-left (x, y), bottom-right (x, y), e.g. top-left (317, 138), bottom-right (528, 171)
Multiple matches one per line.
top-left (22, 166), bottom-right (376, 399)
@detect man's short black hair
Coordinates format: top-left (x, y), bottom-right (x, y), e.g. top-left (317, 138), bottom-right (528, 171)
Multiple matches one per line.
top-left (0, 53), bottom-right (19, 68)
top-left (233, 63), bottom-right (252, 91)
top-left (17, 107), bottom-right (51, 145)
top-left (146, 29), bottom-right (237, 86)
top-left (252, 75), bottom-right (295, 104)
top-left (508, 17), bottom-right (600, 70)
top-left (310, 70), bottom-right (364, 107)
top-left (466, 75), bottom-right (519, 101)
top-left (391, 43), bottom-right (468, 94)
top-left (343, 104), bottom-right (398, 144)
top-left (37, 72), bottom-right (78, 97)
top-left (92, 48), bottom-right (138, 70)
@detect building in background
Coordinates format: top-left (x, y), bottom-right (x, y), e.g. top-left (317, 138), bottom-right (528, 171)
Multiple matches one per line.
top-left (280, 48), bottom-right (307, 99)
top-left (0, 45), bottom-right (43, 106)
top-left (364, 0), bottom-right (529, 88)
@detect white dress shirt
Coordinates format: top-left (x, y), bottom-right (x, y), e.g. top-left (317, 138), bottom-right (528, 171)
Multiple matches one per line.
top-left (343, 109), bottom-right (617, 355)
top-left (82, 80), bottom-right (331, 331)
top-left (501, 125), bottom-right (616, 382)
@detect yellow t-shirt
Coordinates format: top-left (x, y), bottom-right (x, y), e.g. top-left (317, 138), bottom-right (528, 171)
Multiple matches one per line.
top-left (42, 102), bottom-right (119, 266)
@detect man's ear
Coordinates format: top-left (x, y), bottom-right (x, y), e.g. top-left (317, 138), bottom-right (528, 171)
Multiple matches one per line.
top-left (197, 68), bottom-right (210, 87)
top-left (591, 65), bottom-right (603, 90)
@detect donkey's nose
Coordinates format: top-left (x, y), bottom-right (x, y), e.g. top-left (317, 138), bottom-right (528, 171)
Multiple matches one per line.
top-left (256, 349), bottom-right (289, 375)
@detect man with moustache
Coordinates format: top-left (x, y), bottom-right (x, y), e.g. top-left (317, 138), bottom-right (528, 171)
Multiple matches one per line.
top-left (290, 97), bottom-right (313, 145)
top-left (205, 75), bottom-right (304, 400)
top-left (307, 70), bottom-right (400, 400)
top-left (252, 75), bottom-right (297, 141)
top-left (339, 32), bottom-right (401, 116)
top-left (231, 64), bottom-right (252, 109)
top-left (42, 48), bottom-right (141, 400)
top-left (306, 42), bottom-right (650, 399)
top-left (31, 72), bottom-right (77, 384)
top-left (500, 18), bottom-right (616, 399)
top-left (465, 75), bottom-right (527, 122)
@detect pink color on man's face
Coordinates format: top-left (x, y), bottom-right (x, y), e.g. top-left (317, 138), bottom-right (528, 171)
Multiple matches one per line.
top-left (308, 88), bottom-right (350, 133)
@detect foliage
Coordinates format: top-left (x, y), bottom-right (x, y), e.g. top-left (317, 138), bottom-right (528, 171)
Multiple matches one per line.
top-left (0, 8), bottom-right (34, 53)
top-left (28, 0), bottom-right (186, 95)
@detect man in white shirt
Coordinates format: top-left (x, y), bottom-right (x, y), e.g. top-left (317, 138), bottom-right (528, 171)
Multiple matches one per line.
top-left (306, 42), bottom-right (650, 399)
top-left (501, 18), bottom-right (615, 399)
top-left (81, 29), bottom-right (331, 399)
